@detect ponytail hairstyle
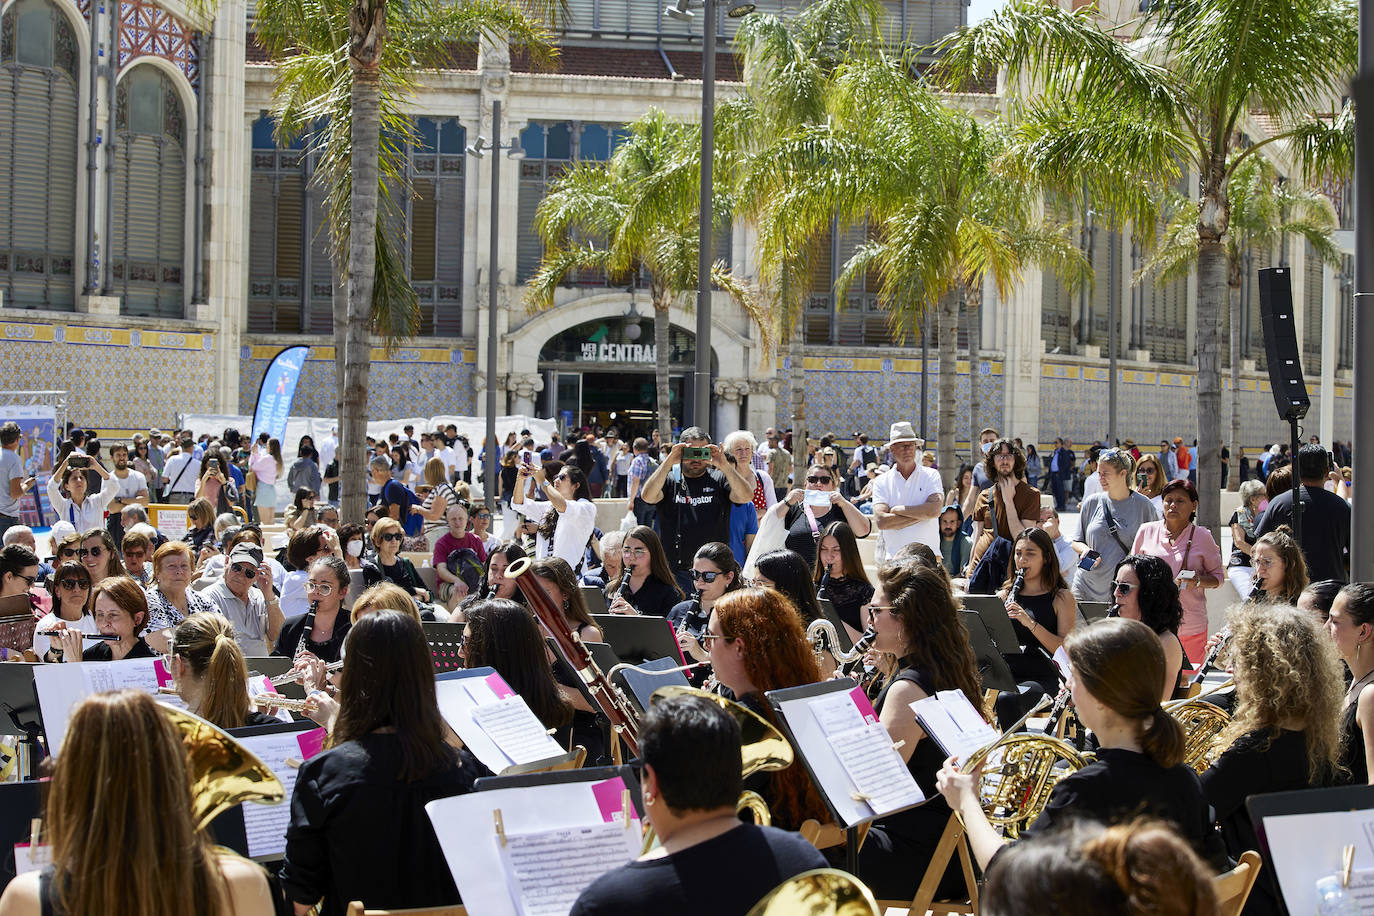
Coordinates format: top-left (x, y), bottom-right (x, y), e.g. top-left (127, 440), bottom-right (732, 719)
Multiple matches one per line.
top-left (1064, 617), bottom-right (1185, 768)
top-left (982, 819), bottom-right (1219, 916)
top-left (174, 613), bottom-right (252, 729)
top-left (268, 438), bottom-right (284, 473)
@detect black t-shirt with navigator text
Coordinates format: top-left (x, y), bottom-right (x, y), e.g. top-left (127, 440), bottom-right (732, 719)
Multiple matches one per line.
top-left (656, 469), bottom-right (734, 569)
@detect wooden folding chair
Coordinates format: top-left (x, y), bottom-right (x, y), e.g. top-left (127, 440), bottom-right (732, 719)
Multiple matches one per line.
top-left (1213, 850), bottom-right (1263, 916)
top-left (345, 904), bottom-right (466, 916)
top-left (876, 812), bottom-right (979, 916)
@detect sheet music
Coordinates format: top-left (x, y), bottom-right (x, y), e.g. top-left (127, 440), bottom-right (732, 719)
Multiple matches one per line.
top-left (246, 675), bottom-right (293, 723)
top-left (471, 696), bottom-right (565, 766)
top-left (34, 659), bottom-right (183, 751)
top-left (498, 821), bottom-right (641, 916)
top-left (809, 690), bottom-right (867, 736)
top-left (236, 728), bottom-right (326, 859)
top-left (828, 721), bottom-right (924, 815)
top-left (910, 692), bottom-right (998, 761)
top-left (1264, 810), bottom-right (1374, 913)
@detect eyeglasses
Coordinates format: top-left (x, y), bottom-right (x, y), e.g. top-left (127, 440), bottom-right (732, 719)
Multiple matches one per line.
top-left (691, 570), bottom-right (723, 582)
top-left (78, 546), bottom-right (103, 559)
top-left (305, 581), bottom-right (335, 595)
top-left (861, 604), bottom-right (897, 618)
top-left (700, 632), bottom-right (734, 646)
top-left (623, 547), bottom-right (649, 557)
top-left (58, 578), bottom-right (88, 590)
top-left (1110, 580), bottom-right (1135, 596)
top-left (230, 562), bottom-right (258, 577)
top-left (11, 573), bottom-right (35, 587)
top-left (379, 532), bottom-right (404, 543)
top-left (806, 475), bottom-right (833, 485)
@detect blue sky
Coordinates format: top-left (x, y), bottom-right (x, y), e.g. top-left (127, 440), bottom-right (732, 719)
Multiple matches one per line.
top-left (968, 0), bottom-right (1006, 24)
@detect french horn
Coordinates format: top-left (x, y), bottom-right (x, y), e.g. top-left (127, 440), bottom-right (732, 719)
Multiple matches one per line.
top-left (1164, 679), bottom-right (1234, 774)
top-left (746, 868), bottom-right (881, 916)
top-left (160, 705), bottom-right (286, 831)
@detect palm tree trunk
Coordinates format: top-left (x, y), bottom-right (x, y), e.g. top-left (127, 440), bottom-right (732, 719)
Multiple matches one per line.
top-left (654, 301), bottom-right (672, 442)
top-left (790, 306), bottom-right (806, 488)
top-left (341, 43), bottom-right (384, 523)
top-left (965, 278), bottom-right (982, 457)
top-left (936, 291), bottom-right (959, 490)
top-left (1227, 279), bottom-right (1242, 491)
top-left (332, 257), bottom-right (346, 412)
top-left (1195, 181), bottom-right (1229, 540)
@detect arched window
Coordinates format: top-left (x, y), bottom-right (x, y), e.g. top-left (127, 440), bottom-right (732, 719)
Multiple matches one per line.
top-left (0, 0), bottom-right (79, 310)
top-left (111, 65), bottom-right (186, 317)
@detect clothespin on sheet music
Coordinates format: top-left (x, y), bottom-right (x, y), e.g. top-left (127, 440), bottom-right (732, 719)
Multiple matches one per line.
top-left (1343, 844), bottom-right (1355, 887)
top-left (284, 757), bottom-right (302, 769)
top-left (494, 809), bottom-right (507, 847)
top-left (891, 740), bottom-right (905, 752)
top-left (850, 792), bottom-right (873, 803)
top-left (28, 818), bottom-right (40, 849)
top-left (621, 789), bottom-right (632, 828)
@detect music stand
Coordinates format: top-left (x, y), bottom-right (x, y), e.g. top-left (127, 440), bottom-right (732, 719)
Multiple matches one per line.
top-left (959, 596), bottom-right (1023, 656)
top-left (957, 610), bottom-right (1017, 693)
top-left (817, 598), bottom-right (855, 653)
top-left (610, 656), bottom-right (691, 715)
top-left (0, 781), bottom-right (43, 894)
top-left (476, 763), bottom-right (643, 810)
top-left (210, 719), bottom-right (320, 861)
top-left (580, 586), bottom-right (608, 615)
top-left (591, 614), bottom-right (685, 667)
top-left (1077, 601), bottom-right (1112, 624)
top-left (1246, 784), bottom-right (1374, 916)
top-left (243, 656), bottom-right (307, 701)
top-left (0, 663), bottom-right (43, 780)
top-left (584, 640), bottom-right (620, 673)
top-left (422, 622), bottom-right (466, 672)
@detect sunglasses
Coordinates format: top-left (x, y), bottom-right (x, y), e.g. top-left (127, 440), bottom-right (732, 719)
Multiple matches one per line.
top-left (1110, 580), bottom-right (1135, 596)
top-left (60, 547), bottom-right (79, 558)
top-left (475, 512), bottom-right (492, 520)
top-left (379, 532), bottom-right (404, 543)
top-left (78, 546), bottom-right (103, 558)
top-left (58, 578), bottom-right (89, 590)
top-left (230, 562), bottom-right (258, 577)
top-left (806, 475), bottom-right (832, 485)
top-left (12, 573), bottom-right (35, 587)
top-left (691, 570), bottom-right (723, 582)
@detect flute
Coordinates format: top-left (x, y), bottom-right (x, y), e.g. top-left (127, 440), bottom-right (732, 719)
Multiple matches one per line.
top-left (269, 658), bottom-right (344, 687)
top-left (36, 630), bottom-right (120, 640)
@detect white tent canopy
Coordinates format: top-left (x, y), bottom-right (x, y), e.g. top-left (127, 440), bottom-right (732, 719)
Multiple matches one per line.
top-left (177, 413), bottom-right (558, 453)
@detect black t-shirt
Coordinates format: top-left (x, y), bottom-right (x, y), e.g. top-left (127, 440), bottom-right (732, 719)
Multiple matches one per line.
top-left (1253, 485), bottom-right (1351, 582)
top-left (273, 612), bottom-right (352, 663)
top-left (655, 469), bottom-right (735, 570)
top-left (817, 575), bottom-right (873, 632)
top-left (782, 504), bottom-right (844, 568)
top-left (324, 459), bottom-right (339, 502)
top-left (569, 823), bottom-right (827, 916)
top-left (621, 576), bottom-right (681, 617)
top-left (82, 638), bottom-right (155, 661)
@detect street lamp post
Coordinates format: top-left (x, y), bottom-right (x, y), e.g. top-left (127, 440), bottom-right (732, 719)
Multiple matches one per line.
top-left (467, 99), bottom-right (523, 513)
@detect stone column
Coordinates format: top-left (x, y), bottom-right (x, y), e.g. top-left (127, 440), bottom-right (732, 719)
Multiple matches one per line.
top-left (713, 378), bottom-right (749, 435)
top-left (1001, 269), bottom-right (1045, 444)
top-left (505, 373), bottom-right (544, 417)
top-left (744, 377), bottom-right (783, 435)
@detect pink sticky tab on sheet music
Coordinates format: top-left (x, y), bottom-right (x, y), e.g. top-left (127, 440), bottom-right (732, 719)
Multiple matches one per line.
top-left (154, 659), bottom-right (174, 688)
top-left (296, 728), bottom-right (327, 761)
top-left (591, 777), bottom-right (634, 824)
top-left (849, 685), bottom-right (879, 724)
top-left (483, 672), bottom-right (515, 699)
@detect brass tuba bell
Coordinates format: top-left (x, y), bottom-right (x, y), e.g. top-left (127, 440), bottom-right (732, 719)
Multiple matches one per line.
top-left (160, 705), bottom-right (287, 831)
top-left (745, 868), bottom-right (880, 916)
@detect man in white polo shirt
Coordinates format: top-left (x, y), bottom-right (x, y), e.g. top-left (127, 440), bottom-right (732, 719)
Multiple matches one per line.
top-left (871, 421), bottom-right (944, 554)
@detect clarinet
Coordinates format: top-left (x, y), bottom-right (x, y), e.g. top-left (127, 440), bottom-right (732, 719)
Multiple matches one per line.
top-left (1042, 683), bottom-right (1072, 734)
top-left (839, 626), bottom-right (878, 679)
top-left (817, 569), bottom-right (832, 602)
top-left (1007, 568), bottom-right (1027, 607)
top-left (1190, 626), bottom-right (1233, 686)
top-left (1248, 577), bottom-right (1266, 601)
top-left (294, 599), bottom-right (320, 660)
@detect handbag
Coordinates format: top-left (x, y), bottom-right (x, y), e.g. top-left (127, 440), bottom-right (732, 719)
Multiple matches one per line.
top-left (743, 502), bottom-right (790, 578)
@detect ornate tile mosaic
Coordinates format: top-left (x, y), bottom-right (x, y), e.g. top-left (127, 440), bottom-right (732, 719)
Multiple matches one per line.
top-left (238, 347), bottom-right (476, 420)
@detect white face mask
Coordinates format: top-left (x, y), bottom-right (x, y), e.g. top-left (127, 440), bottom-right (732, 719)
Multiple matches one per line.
top-left (980, 441), bottom-right (994, 455)
top-left (346, 539), bottom-right (364, 558)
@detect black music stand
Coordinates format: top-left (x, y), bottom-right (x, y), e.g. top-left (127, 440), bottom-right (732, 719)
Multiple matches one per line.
top-left (817, 598), bottom-right (855, 653)
top-left (1077, 601), bottom-right (1112, 624)
top-left (958, 596), bottom-right (1023, 655)
top-left (1247, 784), bottom-right (1374, 916)
top-left (610, 656), bottom-right (691, 715)
top-left (422, 622), bottom-right (466, 672)
top-left (243, 656), bottom-right (308, 700)
top-left (0, 780), bottom-right (43, 894)
top-left (957, 610), bottom-right (1017, 693)
top-left (476, 763), bottom-right (644, 815)
top-left (0, 663), bottom-right (43, 780)
top-left (591, 614), bottom-right (685, 667)
top-left (580, 586), bottom-right (609, 615)
top-left (211, 719), bottom-right (320, 862)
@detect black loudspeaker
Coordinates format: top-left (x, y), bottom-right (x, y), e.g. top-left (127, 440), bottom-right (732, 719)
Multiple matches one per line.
top-left (1257, 267), bottom-right (1311, 421)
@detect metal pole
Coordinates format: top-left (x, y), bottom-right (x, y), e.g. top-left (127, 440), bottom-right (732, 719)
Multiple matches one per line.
top-left (1352, 0), bottom-right (1374, 581)
top-left (485, 99), bottom-right (501, 513)
top-left (694, 0), bottom-right (715, 435)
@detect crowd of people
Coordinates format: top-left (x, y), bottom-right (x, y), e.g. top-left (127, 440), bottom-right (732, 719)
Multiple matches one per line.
top-left (0, 413), bottom-right (1365, 916)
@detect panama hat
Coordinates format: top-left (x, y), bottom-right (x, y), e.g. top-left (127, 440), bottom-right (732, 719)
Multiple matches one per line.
top-left (887, 421), bottom-right (923, 447)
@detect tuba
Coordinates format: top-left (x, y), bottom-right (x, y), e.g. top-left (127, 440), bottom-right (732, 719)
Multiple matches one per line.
top-left (160, 705), bottom-right (286, 831)
top-left (960, 696), bottom-right (1088, 837)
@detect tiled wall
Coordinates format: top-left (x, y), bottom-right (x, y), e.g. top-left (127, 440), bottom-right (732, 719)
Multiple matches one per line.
top-left (0, 317), bottom-right (216, 429)
top-left (237, 343), bottom-right (478, 420)
top-left (773, 355), bottom-right (1005, 447)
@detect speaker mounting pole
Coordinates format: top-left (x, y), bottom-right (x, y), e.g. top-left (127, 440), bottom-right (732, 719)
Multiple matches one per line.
top-left (1351, 2), bottom-right (1374, 581)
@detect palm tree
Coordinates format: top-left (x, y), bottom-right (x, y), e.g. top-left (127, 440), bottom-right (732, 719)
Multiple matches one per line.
top-left (526, 108), bottom-right (766, 443)
top-left (1140, 154), bottom-right (1341, 489)
top-left (744, 53), bottom-right (1088, 488)
top-left (729, 0), bottom-right (883, 486)
top-left (254, 0), bottom-right (557, 520)
top-left (933, 0), bottom-right (1357, 534)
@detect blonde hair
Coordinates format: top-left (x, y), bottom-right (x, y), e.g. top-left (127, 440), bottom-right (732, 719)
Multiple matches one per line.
top-left (352, 582), bottom-right (421, 623)
top-left (370, 516), bottom-right (404, 545)
top-left (174, 613), bottom-right (253, 729)
top-left (423, 457), bottom-right (447, 488)
top-left (1212, 603), bottom-right (1345, 780)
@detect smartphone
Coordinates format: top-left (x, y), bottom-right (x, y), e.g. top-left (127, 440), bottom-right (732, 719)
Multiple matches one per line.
top-left (1177, 569), bottom-right (1197, 583)
top-left (683, 446), bottom-right (712, 461)
top-left (1078, 549), bottom-right (1100, 571)
top-left (68, 455), bottom-right (89, 468)
top-left (1136, 472), bottom-right (1148, 489)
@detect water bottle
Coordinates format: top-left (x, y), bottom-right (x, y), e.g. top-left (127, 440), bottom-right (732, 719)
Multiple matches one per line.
top-left (1315, 875), bottom-right (1361, 916)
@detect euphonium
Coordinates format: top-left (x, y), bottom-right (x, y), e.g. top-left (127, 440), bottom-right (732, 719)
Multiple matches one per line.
top-left (960, 696), bottom-right (1087, 838)
top-left (159, 705), bottom-right (286, 831)
top-left (506, 556), bottom-right (642, 758)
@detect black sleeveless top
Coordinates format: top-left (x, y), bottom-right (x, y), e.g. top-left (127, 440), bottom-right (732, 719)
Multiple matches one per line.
top-left (817, 576), bottom-right (874, 632)
top-left (38, 868), bottom-right (61, 916)
top-left (1005, 590), bottom-right (1061, 690)
top-left (1342, 692), bottom-right (1369, 785)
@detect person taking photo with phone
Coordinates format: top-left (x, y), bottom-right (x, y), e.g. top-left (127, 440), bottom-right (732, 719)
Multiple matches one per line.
top-left (47, 452), bottom-right (119, 534)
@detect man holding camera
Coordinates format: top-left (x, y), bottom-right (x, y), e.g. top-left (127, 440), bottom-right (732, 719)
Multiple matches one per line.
top-left (640, 427), bottom-right (755, 593)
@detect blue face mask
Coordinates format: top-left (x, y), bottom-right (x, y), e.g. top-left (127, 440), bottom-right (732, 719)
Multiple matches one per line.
top-left (980, 441), bottom-right (994, 455)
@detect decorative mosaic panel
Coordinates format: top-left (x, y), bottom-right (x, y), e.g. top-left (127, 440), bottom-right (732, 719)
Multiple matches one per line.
top-left (238, 345), bottom-right (477, 421)
top-left (0, 318), bottom-right (215, 428)
top-left (118, 0), bottom-right (199, 87)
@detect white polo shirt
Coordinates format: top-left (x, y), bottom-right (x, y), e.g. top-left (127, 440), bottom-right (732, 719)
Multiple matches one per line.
top-left (871, 463), bottom-right (944, 553)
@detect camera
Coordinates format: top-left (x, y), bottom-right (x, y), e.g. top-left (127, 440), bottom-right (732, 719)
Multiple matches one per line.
top-left (682, 446), bottom-right (712, 461)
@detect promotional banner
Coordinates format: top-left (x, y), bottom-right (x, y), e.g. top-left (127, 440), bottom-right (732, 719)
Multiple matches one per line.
top-left (249, 346), bottom-right (310, 446)
top-left (0, 406), bottom-right (58, 526)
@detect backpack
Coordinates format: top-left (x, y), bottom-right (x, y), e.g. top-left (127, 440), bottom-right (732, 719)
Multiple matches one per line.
top-left (382, 480), bottom-right (424, 537)
top-left (443, 547), bottom-right (485, 593)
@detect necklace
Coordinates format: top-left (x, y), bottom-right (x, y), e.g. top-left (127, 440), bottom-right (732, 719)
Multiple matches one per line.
top-left (1348, 665), bottom-right (1374, 701)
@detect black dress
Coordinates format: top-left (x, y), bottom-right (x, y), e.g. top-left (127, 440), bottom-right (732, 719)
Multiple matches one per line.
top-left (1202, 728), bottom-right (1331, 916)
top-left (278, 733), bottom-right (478, 916)
top-left (817, 575), bottom-right (874, 633)
top-left (995, 590), bottom-right (1063, 728)
top-left (851, 664), bottom-right (969, 901)
top-left (1341, 695), bottom-right (1369, 785)
top-left (552, 657), bottom-right (608, 764)
top-left (272, 613), bottom-right (351, 664)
